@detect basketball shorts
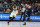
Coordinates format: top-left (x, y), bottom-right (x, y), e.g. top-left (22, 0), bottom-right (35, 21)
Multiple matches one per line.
top-left (10, 10), bottom-right (18, 18)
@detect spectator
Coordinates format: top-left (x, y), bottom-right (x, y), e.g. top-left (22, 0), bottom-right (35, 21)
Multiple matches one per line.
top-left (3, 1), bottom-right (8, 4)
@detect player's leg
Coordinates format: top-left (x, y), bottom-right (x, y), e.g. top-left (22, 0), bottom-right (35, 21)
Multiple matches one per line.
top-left (23, 15), bottom-right (26, 25)
top-left (8, 12), bottom-right (15, 25)
top-left (27, 14), bottom-right (30, 21)
top-left (8, 16), bottom-right (15, 25)
top-left (23, 12), bottom-right (26, 25)
top-left (20, 12), bottom-right (23, 21)
top-left (9, 16), bottom-right (15, 21)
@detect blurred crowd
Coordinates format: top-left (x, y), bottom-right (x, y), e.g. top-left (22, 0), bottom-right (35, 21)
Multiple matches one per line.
top-left (0, 0), bottom-right (40, 16)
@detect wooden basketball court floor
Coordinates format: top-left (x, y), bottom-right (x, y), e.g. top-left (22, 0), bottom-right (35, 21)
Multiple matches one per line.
top-left (0, 21), bottom-right (40, 27)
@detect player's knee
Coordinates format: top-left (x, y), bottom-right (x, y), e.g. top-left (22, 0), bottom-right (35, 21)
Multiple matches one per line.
top-left (9, 17), bottom-right (12, 19)
top-left (13, 16), bottom-right (15, 19)
top-left (9, 17), bottom-right (15, 21)
top-left (11, 16), bottom-right (15, 20)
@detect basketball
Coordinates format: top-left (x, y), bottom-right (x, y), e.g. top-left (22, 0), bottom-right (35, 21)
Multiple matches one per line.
top-left (7, 9), bottom-right (11, 12)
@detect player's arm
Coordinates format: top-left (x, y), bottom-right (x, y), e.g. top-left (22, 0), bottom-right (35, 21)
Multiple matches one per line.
top-left (25, 8), bottom-right (27, 12)
top-left (17, 6), bottom-right (20, 14)
top-left (10, 5), bottom-right (14, 11)
top-left (11, 7), bottom-right (13, 11)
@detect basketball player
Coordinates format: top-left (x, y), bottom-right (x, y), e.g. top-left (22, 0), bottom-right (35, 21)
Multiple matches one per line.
top-left (7, 4), bottom-right (20, 25)
top-left (23, 4), bottom-right (28, 25)
top-left (23, 4), bottom-right (31, 25)
top-left (20, 5), bottom-right (26, 21)
top-left (27, 6), bottom-right (32, 21)
top-left (20, 5), bottom-right (27, 25)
